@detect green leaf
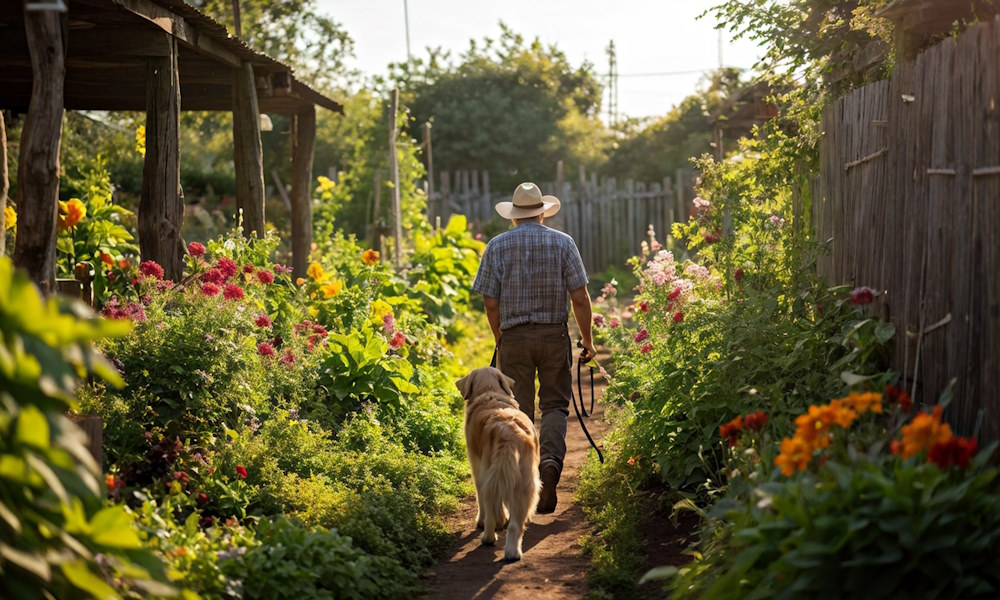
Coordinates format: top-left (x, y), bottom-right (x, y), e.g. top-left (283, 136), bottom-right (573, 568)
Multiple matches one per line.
top-left (640, 565), bottom-right (679, 584)
top-left (90, 507), bottom-right (142, 549)
top-left (62, 559), bottom-right (121, 600)
top-left (15, 404), bottom-right (50, 449)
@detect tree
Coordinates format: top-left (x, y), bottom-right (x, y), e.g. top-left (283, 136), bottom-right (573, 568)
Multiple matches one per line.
top-left (385, 23), bottom-right (607, 192)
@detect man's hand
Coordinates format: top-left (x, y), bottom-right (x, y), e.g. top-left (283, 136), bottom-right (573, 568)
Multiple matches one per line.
top-left (578, 340), bottom-right (597, 364)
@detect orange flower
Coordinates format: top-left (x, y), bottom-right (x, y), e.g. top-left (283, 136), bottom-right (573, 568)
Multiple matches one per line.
top-left (118, 258), bottom-right (130, 269)
top-left (296, 277), bottom-right (305, 286)
top-left (775, 436), bottom-right (814, 476)
top-left (99, 252), bottom-right (115, 266)
top-left (833, 391), bottom-right (882, 415)
top-left (307, 261), bottom-right (326, 281)
top-left (898, 405), bottom-right (952, 460)
top-left (58, 198), bottom-right (86, 230)
top-left (320, 281), bottom-right (343, 298)
top-left (362, 249), bottom-right (380, 266)
top-left (106, 474), bottom-right (116, 489)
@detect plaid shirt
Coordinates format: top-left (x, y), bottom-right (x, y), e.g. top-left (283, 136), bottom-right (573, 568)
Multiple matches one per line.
top-left (472, 222), bottom-right (589, 331)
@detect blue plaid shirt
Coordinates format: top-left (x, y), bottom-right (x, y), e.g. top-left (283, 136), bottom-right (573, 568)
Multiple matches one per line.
top-left (472, 222), bottom-right (589, 331)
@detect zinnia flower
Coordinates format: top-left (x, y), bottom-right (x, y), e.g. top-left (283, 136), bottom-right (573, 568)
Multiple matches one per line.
top-left (216, 257), bottom-right (238, 279)
top-left (187, 242), bottom-right (206, 257)
top-left (280, 351), bottom-right (295, 365)
top-left (672, 311), bottom-right (684, 323)
top-left (667, 286), bottom-right (682, 301)
top-left (139, 260), bottom-right (164, 280)
top-left (235, 465), bottom-right (248, 479)
top-left (389, 331), bottom-right (406, 350)
top-left (850, 286), bottom-right (876, 305)
top-left (58, 198), bottom-right (86, 230)
top-left (774, 436), bottom-right (813, 476)
top-left (321, 281), bottom-right (343, 298)
top-left (362, 249), bottom-right (380, 265)
top-left (242, 263), bottom-right (255, 274)
top-left (255, 313), bottom-right (272, 328)
top-left (633, 329), bottom-right (649, 344)
top-left (720, 416), bottom-right (743, 447)
top-left (640, 342), bottom-right (653, 355)
top-left (201, 282), bottom-right (220, 297)
top-left (609, 317), bottom-right (620, 328)
top-left (257, 342), bottom-right (275, 357)
top-left (223, 283), bottom-right (244, 301)
top-left (742, 410), bottom-right (769, 431)
top-left (593, 314), bottom-right (605, 327)
top-left (928, 436), bottom-right (977, 469)
top-left (639, 301), bottom-right (649, 313)
top-left (256, 269), bottom-right (274, 284)
top-left (200, 268), bottom-right (225, 285)
top-left (896, 406), bottom-right (953, 459)
top-left (703, 230), bottom-right (720, 244)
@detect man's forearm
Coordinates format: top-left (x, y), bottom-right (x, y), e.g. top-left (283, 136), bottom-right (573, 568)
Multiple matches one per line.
top-left (570, 290), bottom-right (593, 348)
top-left (484, 296), bottom-right (501, 343)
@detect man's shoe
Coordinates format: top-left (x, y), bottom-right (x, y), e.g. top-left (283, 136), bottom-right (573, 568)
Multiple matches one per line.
top-left (537, 464), bottom-right (559, 514)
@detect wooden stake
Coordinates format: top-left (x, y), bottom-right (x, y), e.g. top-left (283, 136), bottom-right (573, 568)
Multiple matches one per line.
top-left (424, 121), bottom-right (434, 217)
top-left (14, 4), bottom-right (66, 291)
top-left (0, 112), bottom-right (8, 256)
top-left (371, 168), bottom-right (383, 253)
top-left (291, 105), bottom-right (315, 280)
top-left (232, 62), bottom-right (266, 239)
top-left (388, 89), bottom-right (403, 269)
top-left (139, 36), bottom-right (184, 281)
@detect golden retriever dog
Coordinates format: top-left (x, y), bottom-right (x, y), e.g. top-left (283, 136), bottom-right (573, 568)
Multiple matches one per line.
top-left (456, 367), bottom-right (541, 561)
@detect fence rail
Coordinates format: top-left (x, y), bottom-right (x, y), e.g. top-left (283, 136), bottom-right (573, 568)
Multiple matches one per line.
top-left (812, 16), bottom-right (1000, 439)
top-left (427, 168), bottom-right (696, 275)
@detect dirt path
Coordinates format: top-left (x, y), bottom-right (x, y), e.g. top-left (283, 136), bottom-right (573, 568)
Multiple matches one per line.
top-left (422, 350), bottom-right (609, 600)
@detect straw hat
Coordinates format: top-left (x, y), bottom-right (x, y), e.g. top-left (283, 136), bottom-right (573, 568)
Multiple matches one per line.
top-left (495, 182), bottom-right (561, 220)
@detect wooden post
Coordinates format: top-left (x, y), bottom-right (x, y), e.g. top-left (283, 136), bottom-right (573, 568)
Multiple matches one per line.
top-left (290, 105), bottom-right (316, 280)
top-left (423, 121), bottom-right (434, 218)
top-left (674, 168), bottom-right (685, 223)
top-left (14, 3), bottom-right (66, 291)
top-left (371, 168), bottom-right (383, 253)
top-left (232, 62), bottom-right (266, 239)
top-left (0, 112), bottom-right (8, 256)
top-left (139, 36), bottom-right (184, 281)
top-left (388, 89), bottom-right (403, 269)
top-left (231, 0), bottom-right (242, 38)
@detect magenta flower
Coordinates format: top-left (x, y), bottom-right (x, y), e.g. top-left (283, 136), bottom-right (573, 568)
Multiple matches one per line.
top-left (633, 329), bottom-right (649, 344)
top-left (257, 342), bottom-right (275, 357)
top-left (734, 268), bottom-right (744, 282)
top-left (255, 313), bottom-right (272, 328)
top-left (593, 314), bottom-right (605, 327)
top-left (850, 286), bottom-right (876, 305)
top-left (201, 282), bottom-right (220, 297)
top-left (640, 342), bottom-right (653, 355)
top-left (256, 269), bottom-right (274, 284)
top-left (672, 311), bottom-right (684, 323)
top-left (280, 351), bottom-right (295, 365)
top-left (139, 260), bottom-right (164, 280)
top-left (610, 317), bottom-right (620, 328)
top-left (223, 284), bottom-right (244, 301)
top-left (187, 242), bottom-right (206, 257)
top-left (200, 268), bottom-right (225, 285)
top-left (389, 331), bottom-right (406, 350)
top-left (216, 257), bottom-right (238, 279)
top-left (668, 286), bottom-right (682, 301)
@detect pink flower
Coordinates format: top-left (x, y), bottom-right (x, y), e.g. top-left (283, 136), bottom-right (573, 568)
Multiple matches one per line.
top-left (672, 311), bottom-right (684, 323)
top-left (256, 269), bottom-right (274, 284)
top-left (389, 331), bottom-right (406, 350)
top-left (610, 317), bottom-right (620, 328)
top-left (280, 351), bottom-right (295, 365)
top-left (257, 342), bottom-right (275, 357)
top-left (633, 329), bottom-right (649, 344)
top-left (312, 324), bottom-right (328, 338)
top-left (255, 313), bottom-right (272, 328)
top-left (382, 313), bottom-right (396, 334)
top-left (650, 241), bottom-right (662, 252)
top-left (475, 233), bottom-right (483, 240)
top-left (640, 342), bottom-right (653, 355)
top-left (223, 284), bottom-right (244, 301)
top-left (850, 286), bottom-right (876, 305)
top-left (139, 260), bottom-right (164, 280)
top-left (200, 268), bottom-right (225, 285)
top-left (242, 263), bottom-right (255, 274)
top-left (187, 242), bottom-right (206, 257)
top-left (216, 257), bottom-right (238, 279)
top-left (593, 314), bottom-right (605, 327)
top-left (235, 465), bottom-right (248, 479)
top-left (201, 282), bottom-right (220, 297)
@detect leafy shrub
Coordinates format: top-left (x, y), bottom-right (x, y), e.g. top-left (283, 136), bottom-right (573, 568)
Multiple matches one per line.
top-left (0, 257), bottom-right (173, 599)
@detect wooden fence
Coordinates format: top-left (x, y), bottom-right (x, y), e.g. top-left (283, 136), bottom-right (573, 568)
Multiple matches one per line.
top-left (427, 168), bottom-right (696, 275)
top-left (812, 16), bottom-right (1000, 439)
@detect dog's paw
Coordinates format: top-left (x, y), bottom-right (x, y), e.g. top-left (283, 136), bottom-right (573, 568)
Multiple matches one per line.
top-left (503, 548), bottom-right (522, 562)
top-left (480, 531), bottom-right (497, 546)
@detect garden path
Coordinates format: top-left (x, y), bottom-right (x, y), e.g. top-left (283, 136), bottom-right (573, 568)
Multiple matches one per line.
top-left (422, 344), bottom-right (610, 600)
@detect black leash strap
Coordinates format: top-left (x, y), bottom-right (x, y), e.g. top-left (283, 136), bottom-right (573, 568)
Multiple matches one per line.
top-left (573, 344), bottom-right (604, 463)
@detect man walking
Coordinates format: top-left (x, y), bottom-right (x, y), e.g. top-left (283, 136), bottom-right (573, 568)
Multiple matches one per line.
top-left (472, 182), bottom-right (596, 514)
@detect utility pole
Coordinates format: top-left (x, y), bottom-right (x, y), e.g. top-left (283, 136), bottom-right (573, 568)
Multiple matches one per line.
top-left (388, 89), bottom-right (403, 269)
top-left (606, 40), bottom-right (618, 131)
top-left (403, 0), bottom-right (412, 61)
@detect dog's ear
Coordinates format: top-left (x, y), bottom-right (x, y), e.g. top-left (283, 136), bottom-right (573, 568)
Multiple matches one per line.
top-left (497, 372), bottom-right (516, 397)
top-left (456, 373), bottom-right (473, 399)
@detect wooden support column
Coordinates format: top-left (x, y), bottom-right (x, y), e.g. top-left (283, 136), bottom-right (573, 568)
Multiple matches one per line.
top-left (1, 113), bottom-right (8, 256)
top-left (139, 36), bottom-right (184, 281)
top-left (232, 62), bottom-right (265, 239)
top-left (13, 4), bottom-right (66, 291)
top-left (290, 105), bottom-right (315, 279)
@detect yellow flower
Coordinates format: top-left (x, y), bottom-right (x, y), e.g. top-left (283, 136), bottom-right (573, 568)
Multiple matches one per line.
top-left (58, 198), bottom-right (86, 230)
top-left (4, 205), bottom-right (15, 231)
top-left (136, 125), bottom-right (146, 157)
top-left (307, 261), bottom-right (326, 281)
top-left (321, 281), bottom-right (343, 298)
top-left (370, 299), bottom-right (393, 322)
top-left (898, 405), bottom-right (952, 460)
top-left (362, 249), bottom-right (380, 266)
top-left (316, 176), bottom-right (336, 192)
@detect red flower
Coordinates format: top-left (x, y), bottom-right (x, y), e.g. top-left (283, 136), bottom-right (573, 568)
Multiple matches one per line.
top-left (885, 385), bottom-right (913, 413)
top-left (256, 269), bottom-right (274, 284)
top-left (928, 436), bottom-right (978, 469)
top-left (633, 329), bottom-right (650, 344)
top-left (200, 268), bottom-right (225, 285)
top-left (742, 410), bottom-right (769, 432)
top-left (187, 242), bottom-right (206, 257)
top-left (216, 257), bottom-right (238, 279)
top-left (734, 268), bottom-right (744, 282)
top-left (720, 416), bottom-right (744, 447)
top-left (312, 324), bottom-right (328, 338)
top-left (255, 313), bottom-right (272, 328)
top-left (640, 342), bottom-right (653, 354)
top-left (242, 263), bottom-right (255, 274)
top-left (704, 230), bottom-right (721, 244)
top-left (667, 286), bottom-right (682, 301)
top-left (235, 465), bottom-right (248, 479)
top-left (850, 286), bottom-right (876, 305)
top-left (280, 351), bottom-right (295, 365)
top-left (639, 301), bottom-right (649, 313)
top-left (223, 283), bottom-right (244, 301)
top-left (174, 471), bottom-right (189, 485)
top-left (257, 342), bottom-right (275, 357)
top-left (139, 260), bottom-right (164, 280)
top-left (593, 314), bottom-right (605, 327)
top-left (389, 331), bottom-right (406, 350)
top-left (196, 492), bottom-right (209, 506)
top-left (201, 282), bottom-right (220, 297)
top-left (672, 311), bottom-right (684, 323)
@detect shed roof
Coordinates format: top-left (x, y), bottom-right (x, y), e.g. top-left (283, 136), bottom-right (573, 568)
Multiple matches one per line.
top-left (0, 0), bottom-right (343, 114)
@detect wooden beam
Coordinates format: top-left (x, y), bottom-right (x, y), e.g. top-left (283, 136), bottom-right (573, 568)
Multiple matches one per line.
top-left (139, 35), bottom-right (184, 281)
top-left (13, 3), bottom-right (65, 291)
top-left (232, 61), bottom-right (265, 238)
top-left (111, 0), bottom-right (243, 67)
top-left (290, 105), bottom-right (315, 280)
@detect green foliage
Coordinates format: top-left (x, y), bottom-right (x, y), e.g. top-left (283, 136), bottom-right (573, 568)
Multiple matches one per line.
top-left (386, 23), bottom-right (606, 191)
top-left (0, 257), bottom-right (174, 599)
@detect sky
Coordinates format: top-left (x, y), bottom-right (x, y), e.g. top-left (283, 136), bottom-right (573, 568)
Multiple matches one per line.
top-left (317, 0), bottom-right (765, 121)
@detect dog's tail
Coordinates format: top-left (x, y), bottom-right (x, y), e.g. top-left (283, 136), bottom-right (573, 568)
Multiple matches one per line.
top-left (482, 438), bottom-right (540, 528)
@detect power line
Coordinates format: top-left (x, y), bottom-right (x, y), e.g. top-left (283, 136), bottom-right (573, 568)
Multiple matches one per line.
top-left (616, 68), bottom-right (717, 78)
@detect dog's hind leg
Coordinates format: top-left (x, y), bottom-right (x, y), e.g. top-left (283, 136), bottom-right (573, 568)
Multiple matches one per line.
top-left (479, 499), bottom-right (498, 546)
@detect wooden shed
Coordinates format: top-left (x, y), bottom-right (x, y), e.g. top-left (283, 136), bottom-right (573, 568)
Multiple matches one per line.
top-left (0, 0), bottom-right (342, 287)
